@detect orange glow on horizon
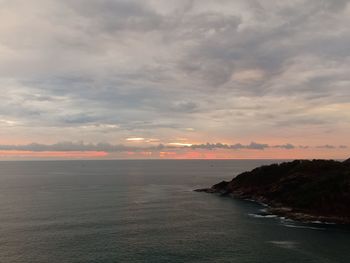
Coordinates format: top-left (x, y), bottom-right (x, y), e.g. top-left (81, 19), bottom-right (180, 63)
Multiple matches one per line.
top-left (0, 150), bottom-right (108, 158)
top-left (123, 148), bottom-right (349, 160)
top-left (0, 147), bottom-right (347, 160)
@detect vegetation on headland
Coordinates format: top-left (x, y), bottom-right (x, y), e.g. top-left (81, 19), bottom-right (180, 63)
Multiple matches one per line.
top-left (196, 158), bottom-right (350, 224)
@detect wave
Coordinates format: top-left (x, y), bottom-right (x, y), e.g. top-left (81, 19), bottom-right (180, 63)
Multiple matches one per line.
top-left (268, 241), bottom-right (298, 249)
top-left (248, 213), bottom-right (278, 218)
top-left (283, 224), bottom-right (325, 230)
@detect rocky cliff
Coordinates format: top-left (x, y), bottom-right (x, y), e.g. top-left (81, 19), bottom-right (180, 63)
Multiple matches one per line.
top-left (196, 159), bottom-right (350, 224)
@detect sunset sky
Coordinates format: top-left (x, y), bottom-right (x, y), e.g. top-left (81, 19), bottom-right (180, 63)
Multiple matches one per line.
top-left (0, 0), bottom-right (349, 159)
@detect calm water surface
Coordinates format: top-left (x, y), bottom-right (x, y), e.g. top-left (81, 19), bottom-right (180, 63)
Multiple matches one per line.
top-left (0, 160), bottom-right (349, 263)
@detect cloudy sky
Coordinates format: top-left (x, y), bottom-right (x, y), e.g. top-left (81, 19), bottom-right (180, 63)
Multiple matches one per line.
top-left (0, 0), bottom-right (349, 159)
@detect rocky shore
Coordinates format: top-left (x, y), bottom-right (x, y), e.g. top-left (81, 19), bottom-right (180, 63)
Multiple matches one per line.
top-left (196, 158), bottom-right (350, 224)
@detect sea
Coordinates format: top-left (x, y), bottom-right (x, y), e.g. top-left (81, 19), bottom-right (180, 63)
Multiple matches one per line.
top-left (0, 160), bottom-right (349, 263)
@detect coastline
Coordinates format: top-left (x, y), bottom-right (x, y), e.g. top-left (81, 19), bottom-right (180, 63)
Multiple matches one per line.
top-left (195, 188), bottom-right (350, 225)
top-left (195, 159), bottom-right (350, 225)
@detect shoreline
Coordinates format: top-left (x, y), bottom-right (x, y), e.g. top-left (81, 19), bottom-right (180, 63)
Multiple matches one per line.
top-left (195, 159), bottom-right (350, 225)
top-left (195, 188), bottom-right (350, 225)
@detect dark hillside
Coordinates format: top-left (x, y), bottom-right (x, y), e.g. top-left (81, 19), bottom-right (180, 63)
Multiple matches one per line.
top-left (196, 159), bottom-right (350, 223)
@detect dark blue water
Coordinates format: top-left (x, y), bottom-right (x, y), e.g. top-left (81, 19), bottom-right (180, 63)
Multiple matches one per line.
top-left (0, 160), bottom-right (349, 263)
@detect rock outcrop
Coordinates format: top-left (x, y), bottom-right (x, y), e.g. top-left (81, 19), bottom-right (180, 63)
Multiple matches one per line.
top-left (196, 159), bottom-right (350, 224)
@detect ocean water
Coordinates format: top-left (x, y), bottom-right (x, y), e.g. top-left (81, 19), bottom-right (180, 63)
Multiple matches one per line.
top-left (0, 160), bottom-right (349, 263)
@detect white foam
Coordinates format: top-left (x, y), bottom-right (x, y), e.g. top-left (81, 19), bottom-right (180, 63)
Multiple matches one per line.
top-left (283, 224), bottom-right (324, 230)
top-left (311, 220), bottom-right (336, 225)
top-left (268, 241), bottom-right (298, 249)
top-left (248, 213), bottom-right (277, 218)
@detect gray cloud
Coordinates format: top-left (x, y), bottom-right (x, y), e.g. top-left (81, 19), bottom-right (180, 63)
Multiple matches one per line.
top-left (0, 142), bottom-right (161, 152)
top-left (190, 142), bottom-right (276, 150)
top-left (170, 101), bottom-right (198, 113)
top-left (316, 144), bottom-right (336, 149)
top-left (67, 0), bottom-right (164, 33)
top-left (0, 0), bottom-right (349, 148)
top-left (0, 141), bottom-right (346, 152)
top-left (272, 144), bottom-right (295, 150)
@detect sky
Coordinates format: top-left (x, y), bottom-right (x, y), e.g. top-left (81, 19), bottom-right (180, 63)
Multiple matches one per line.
top-left (0, 0), bottom-right (349, 159)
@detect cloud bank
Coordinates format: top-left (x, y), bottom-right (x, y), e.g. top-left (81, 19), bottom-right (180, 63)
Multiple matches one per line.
top-left (0, 141), bottom-right (346, 153)
top-left (0, 0), bottom-right (349, 157)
